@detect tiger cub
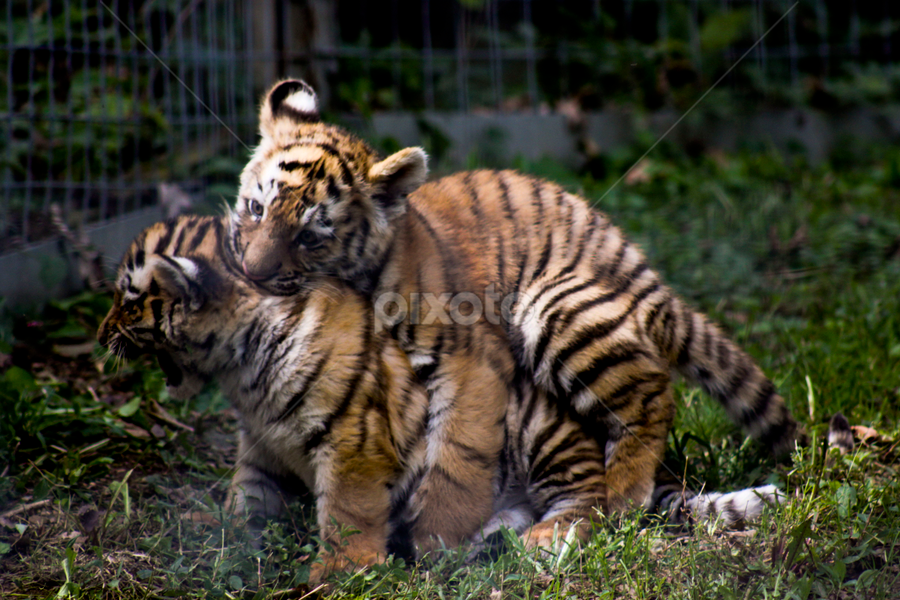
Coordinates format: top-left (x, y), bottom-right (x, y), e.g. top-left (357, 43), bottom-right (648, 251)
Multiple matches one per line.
top-left (227, 79), bottom-right (800, 540)
top-left (98, 215), bottom-right (782, 580)
top-left (97, 215), bottom-right (445, 581)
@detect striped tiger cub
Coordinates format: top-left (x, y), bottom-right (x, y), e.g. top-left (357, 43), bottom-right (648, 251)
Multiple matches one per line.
top-left (97, 214), bottom-right (442, 582)
top-left (98, 215), bottom-right (782, 581)
top-left (229, 79), bottom-right (801, 536)
top-left (227, 79), bottom-right (800, 543)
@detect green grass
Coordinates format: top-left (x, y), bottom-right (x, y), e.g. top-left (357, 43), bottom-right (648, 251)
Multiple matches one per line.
top-left (2, 144), bottom-right (900, 599)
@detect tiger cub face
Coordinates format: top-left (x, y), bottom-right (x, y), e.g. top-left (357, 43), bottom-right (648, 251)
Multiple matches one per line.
top-left (98, 216), bottom-right (230, 400)
top-left (230, 79), bottom-right (428, 295)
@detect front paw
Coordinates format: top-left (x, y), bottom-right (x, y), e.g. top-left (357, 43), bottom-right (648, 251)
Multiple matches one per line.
top-left (308, 548), bottom-right (384, 585)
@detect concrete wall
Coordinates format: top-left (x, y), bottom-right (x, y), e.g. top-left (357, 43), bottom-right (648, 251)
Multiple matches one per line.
top-left (353, 106), bottom-right (900, 168)
top-left (4, 106), bottom-right (900, 307)
top-left (0, 207), bottom-right (162, 309)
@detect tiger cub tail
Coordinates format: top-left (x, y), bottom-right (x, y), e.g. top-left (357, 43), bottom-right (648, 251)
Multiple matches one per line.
top-left (651, 480), bottom-right (784, 528)
top-left (645, 293), bottom-right (800, 457)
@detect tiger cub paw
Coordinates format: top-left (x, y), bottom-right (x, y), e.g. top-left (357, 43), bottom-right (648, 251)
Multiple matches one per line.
top-left (308, 548), bottom-right (384, 585)
top-left (521, 519), bottom-right (592, 553)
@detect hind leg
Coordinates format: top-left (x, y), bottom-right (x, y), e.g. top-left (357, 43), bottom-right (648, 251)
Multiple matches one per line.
top-left (511, 268), bottom-right (676, 512)
top-left (517, 388), bottom-right (608, 550)
top-left (410, 350), bottom-right (509, 552)
top-left (593, 379), bottom-right (675, 513)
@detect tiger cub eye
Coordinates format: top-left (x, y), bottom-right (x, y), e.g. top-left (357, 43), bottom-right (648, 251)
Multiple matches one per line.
top-left (296, 229), bottom-right (322, 248)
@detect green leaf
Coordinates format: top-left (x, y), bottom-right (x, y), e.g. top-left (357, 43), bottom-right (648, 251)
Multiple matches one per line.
top-left (295, 564), bottom-right (310, 585)
top-left (836, 484), bottom-right (857, 519)
top-left (700, 9), bottom-right (752, 52)
top-left (228, 575), bottom-right (243, 590)
top-left (117, 396), bottom-right (142, 418)
top-left (2, 366), bottom-right (38, 394)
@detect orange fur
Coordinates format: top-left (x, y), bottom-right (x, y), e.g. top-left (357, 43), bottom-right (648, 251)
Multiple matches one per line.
top-left (227, 80), bottom-right (799, 553)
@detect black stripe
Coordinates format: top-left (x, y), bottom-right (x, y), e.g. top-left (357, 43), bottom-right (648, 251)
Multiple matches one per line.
top-left (530, 431), bottom-right (582, 481)
top-left (275, 185), bottom-right (313, 210)
top-left (242, 316), bottom-right (269, 363)
top-left (530, 271), bottom-right (621, 371)
top-left (556, 217), bottom-right (600, 280)
top-left (530, 178), bottom-right (545, 225)
top-left (722, 361), bottom-right (752, 403)
top-left (558, 190), bottom-right (575, 252)
top-left (497, 442), bottom-right (511, 495)
top-left (398, 407), bottom-right (428, 461)
top-left (252, 327), bottom-right (300, 391)
top-left (537, 273), bottom-right (604, 325)
top-left (268, 351), bottom-right (329, 423)
top-left (354, 217), bottom-right (371, 259)
top-left (134, 249), bottom-right (145, 269)
top-left (675, 307), bottom-right (694, 366)
top-left (326, 175), bottom-right (341, 200)
top-left (187, 219), bottom-right (213, 252)
top-left (639, 384), bottom-right (667, 408)
top-left (740, 379), bottom-right (776, 427)
top-left (534, 459), bottom-right (604, 493)
top-left (524, 274), bottom-right (579, 314)
top-left (498, 173), bottom-right (517, 222)
top-left (303, 321), bottom-right (372, 451)
top-left (448, 439), bottom-right (494, 470)
top-left (566, 347), bottom-right (646, 400)
top-left (597, 236), bottom-right (627, 278)
top-left (645, 297), bottom-right (669, 338)
top-left (413, 331), bottom-right (443, 383)
top-left (279, 160), bottom-right (313, 172)
top-left (659, 305), bottom-right (676, 356)
top-left (167, 297), bottom-right (182, 326)
top-left (197, 332), bottom-right (216, 351)
top-left (556, 262), bottom-right (650, 331)
top-left (172, 223), bottom-right (189, 254)
top-left (432, 465), bottom-right (467, 490)
top-left (522, 179), bottom-right (547, 288)
top-left (540, 257), bottom-right (647, 334)
top-left (410, 207), bottom-right (459, 290)
top-left (717, 339), bottom-right (732, 371)
top-left (150, 299), bottom-right (163, 323)
top-left (352, 234), bottom-right (394, 296)
top-left (518, 385), bottom-right (549, 462)
top-left (531, 227), bottom-right (553, 283)
top-left (586, 378), bottom-right (645, 415)
top-left (495, 228), bottom-right (506, 295)
top-left (703, 323), bottom-right (713, 361)
top-left (463, 172), bottom-right (485, 222)
top-left (537, 279), bottom-right (659, 373)
top-left (316, 143), bottom-right (355, 185)
top-left (757, 410), bottom-right (791, 448)
top-left (533, 468), bottom-right (605, 507)
top-left (339, 214), bottom-right (360, 263)
top-left (154, 226), bottom-right (174, 254)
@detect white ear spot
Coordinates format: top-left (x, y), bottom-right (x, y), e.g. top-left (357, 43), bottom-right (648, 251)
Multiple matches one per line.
top-left (170, 256), bottom-right (199, 279)
top-left (284, 89), bottom-right (317, 115)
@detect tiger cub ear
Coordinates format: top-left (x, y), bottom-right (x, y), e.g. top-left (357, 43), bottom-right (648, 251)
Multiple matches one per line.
top-left (368, 147), bottom-right (428, 208)
top-left (151, 255), bottom-right (218, 312)
top-left (259, 79), bottom-right (320, 139)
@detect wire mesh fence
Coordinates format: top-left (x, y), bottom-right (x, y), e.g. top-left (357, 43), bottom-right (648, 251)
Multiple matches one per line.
top-left (2, 0), bottom-right (898, 255)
